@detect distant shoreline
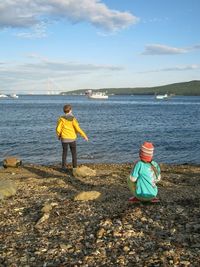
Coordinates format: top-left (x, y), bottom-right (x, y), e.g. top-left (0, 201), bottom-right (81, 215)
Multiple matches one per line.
top-left (60, 80), bottom-right (200, 96)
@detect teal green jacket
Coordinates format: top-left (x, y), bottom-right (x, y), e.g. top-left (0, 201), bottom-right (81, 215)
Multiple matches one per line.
top-left (130, 160), bottom-right (161, 199)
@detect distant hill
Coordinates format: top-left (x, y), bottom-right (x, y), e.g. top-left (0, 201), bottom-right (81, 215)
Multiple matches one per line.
top-left (60, 80), bottom-right (200, 96)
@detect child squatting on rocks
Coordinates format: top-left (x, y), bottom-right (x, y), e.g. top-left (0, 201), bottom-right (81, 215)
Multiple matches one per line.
top-left (56, 104), bottom-right (88, 172)
top-left (127, 142), bottom-right (161, 203)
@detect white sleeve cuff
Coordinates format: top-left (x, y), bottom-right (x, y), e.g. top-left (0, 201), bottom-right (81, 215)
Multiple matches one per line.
top-left (130, 175), bottom-right (137, 182)
top-left (157, 174), bottom-right (161, 181)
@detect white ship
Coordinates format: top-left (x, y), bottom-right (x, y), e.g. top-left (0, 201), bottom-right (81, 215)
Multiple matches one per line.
top-left (85, 90), bottom-right (108, 99)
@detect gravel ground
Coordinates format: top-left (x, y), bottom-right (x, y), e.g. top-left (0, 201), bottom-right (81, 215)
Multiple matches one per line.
top-left (0, 163), bottom-right (200, 267)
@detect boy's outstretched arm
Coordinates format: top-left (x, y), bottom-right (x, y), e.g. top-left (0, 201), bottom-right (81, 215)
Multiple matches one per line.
top-left (73, 118), bottom-right (88, 141)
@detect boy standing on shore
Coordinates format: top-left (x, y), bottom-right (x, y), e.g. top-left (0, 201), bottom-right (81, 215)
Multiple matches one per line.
top-left (127, 142), bottom-right (161, 203)
top-left (56, 104), bottom-right (88, 171)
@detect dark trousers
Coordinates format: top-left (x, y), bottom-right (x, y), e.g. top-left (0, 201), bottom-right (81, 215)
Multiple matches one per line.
top-left (62, 141), bottom-right (77, 168)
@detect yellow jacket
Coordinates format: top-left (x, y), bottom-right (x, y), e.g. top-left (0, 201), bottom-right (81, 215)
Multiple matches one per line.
top-left (56, 114), bottom-right (87, 140)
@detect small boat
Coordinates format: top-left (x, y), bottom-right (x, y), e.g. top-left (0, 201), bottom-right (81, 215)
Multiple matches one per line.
top-left (155, 93), bottom-right (169, 100)
top-left (85, 90), bottom-right (108, 99)
top-left (0, 93), bottom-right (8, 98)
top-left (9, 93), bottom-right (19, 99)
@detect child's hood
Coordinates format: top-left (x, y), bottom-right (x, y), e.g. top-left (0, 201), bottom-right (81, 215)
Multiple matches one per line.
top-left (62, 113), bottom-right (74, 121)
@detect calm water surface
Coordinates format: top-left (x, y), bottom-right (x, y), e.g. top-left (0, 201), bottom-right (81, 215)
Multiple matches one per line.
top-left (0, 95), bottom-right (199, 165)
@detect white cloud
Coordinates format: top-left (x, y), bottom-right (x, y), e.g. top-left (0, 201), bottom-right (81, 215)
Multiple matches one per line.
top-left (141, 44), bottom-right (187, 55)
top-left (163, 64), bottom-right (200, 71)
top-left (141, 43), bottom-right (200, 55)
top-left (141, 64), bottom-right (200, 73)
top-left (188, 44), bottom-right (200, 51)
top-left (0, 0), bottom-right (138, 32)
top-left (21, 58), bottom-right (124, 72)
top-left (0, 58), bottom-right (124, 93)
top-left (14, 22), bottom-right (48, 39)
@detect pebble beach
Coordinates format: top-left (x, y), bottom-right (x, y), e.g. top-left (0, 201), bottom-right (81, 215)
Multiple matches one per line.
top-left (0, 163), bottom-right (200, 266)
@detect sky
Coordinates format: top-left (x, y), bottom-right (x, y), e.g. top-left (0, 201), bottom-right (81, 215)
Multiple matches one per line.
top-left (0, 0), bottom-right (200, 94)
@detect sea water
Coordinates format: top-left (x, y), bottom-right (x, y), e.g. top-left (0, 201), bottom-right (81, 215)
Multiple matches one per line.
top-left (0, 95), bottom-right (199, 165)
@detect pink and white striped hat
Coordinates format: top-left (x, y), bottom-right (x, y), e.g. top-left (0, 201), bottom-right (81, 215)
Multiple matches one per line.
top-left (139, 142), bottom-right (154, 162)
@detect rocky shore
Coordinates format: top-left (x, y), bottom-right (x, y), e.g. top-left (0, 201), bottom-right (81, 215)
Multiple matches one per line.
top-left (0, 162), bottom-right (200, 267)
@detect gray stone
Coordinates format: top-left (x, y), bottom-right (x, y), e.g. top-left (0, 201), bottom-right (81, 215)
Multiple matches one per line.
top-left (0, 180), bottom-right (17, 199)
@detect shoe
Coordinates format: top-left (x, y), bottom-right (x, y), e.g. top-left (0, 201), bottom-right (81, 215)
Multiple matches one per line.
top-left (61, 167), bottom-right (68, 173)
top-left (128, 197), bottom-right (141, 203)
top-left (151, 198), bottom-right (160, 203)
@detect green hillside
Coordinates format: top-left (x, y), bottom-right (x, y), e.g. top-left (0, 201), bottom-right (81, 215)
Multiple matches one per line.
top-left (60, 80), bottom-right (200, 96)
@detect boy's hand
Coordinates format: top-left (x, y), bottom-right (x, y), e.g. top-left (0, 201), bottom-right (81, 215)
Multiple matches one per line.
top-left (85, 137), bottom-right (89, 141)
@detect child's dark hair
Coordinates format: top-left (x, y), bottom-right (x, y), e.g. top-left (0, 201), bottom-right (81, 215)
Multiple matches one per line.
top-left (63, 104), bottom-right (72, 114)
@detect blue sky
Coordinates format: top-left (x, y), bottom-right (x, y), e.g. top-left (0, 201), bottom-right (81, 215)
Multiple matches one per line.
top-left (0, 0), bottom-right (200, 94)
